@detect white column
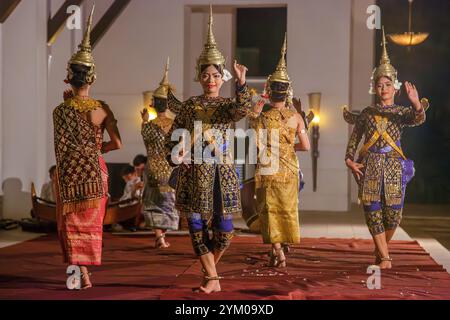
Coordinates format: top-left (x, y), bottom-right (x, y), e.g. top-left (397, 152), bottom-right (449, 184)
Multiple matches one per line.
top-left (36, 0), bottom-right (49, 199)
top-left (90, 0), bottom-right (184, 164)
top-left (288, 0), bottom-right (352, 212)
top-left (349, 0), bottom-right (376, 204)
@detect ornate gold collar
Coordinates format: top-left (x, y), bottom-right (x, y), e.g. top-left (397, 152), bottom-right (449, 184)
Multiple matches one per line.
top-left (65, 96), bottom-right (101, 113)
top-left (153, 116), bottom-right (174, 132)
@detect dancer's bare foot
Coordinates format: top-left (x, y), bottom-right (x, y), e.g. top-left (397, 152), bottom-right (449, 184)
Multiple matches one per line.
top-left (378, 257), bottom-right (392, 269)
top-left (80, 267), bottom-right (92, 290)
top-left (199, 276), bottom-right (222, 294)
top-left (155, 234), bottom-right (170, 249)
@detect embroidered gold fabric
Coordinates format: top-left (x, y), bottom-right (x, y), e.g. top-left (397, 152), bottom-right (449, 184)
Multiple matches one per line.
top-left (142, 117), bottom-right (175, 189)
top-left (65, 97), bottom-right (102, 113)
top-left (345, 104), bottom-right (426, 206)
top-left (165, 86), bottom-right (252, 219)
top-left (345, 105), bottom-right (425, 161)
top-left (191, 231), bottom-right (211, 256)
top-left (251, 108), bottom-right (299, 187)
top-left (213, 231), bottom-right (234, 252)
top-left (53, 102), bottom-right (106, 214)
top-left (251, 108), bottom-right (301, 244)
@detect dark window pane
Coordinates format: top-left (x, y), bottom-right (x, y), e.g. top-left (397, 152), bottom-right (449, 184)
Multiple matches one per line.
top-left (236, 7), bottom-right (287, 77)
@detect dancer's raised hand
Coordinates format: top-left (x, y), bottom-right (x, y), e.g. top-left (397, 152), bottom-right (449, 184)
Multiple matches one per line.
top-left (140, 108), bottom-right (149, 123)
top-left (405, 81), bottom-right (421, 109)
top-left (233, 60), bottom-right (248, 86)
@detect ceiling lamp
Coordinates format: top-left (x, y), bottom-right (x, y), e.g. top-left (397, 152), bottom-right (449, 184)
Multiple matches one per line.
top-left (387, 0), bottom-right (429, 47)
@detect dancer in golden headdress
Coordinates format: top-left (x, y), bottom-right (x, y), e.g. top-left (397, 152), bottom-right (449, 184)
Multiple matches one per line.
top-left (53, 5), bottom-right (122, 289)
top-left (165, 5), bottom-right (252, 294)
top-left (249, 34), bottom-right (310, 268)
top-left (343, 27), bottom-right (429, 269)
top-left (141, 58), bottom-right (180, 249)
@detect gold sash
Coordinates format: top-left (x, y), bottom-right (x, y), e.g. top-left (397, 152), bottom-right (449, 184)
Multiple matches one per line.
top-left (359, 115), bottom-right (406, 160)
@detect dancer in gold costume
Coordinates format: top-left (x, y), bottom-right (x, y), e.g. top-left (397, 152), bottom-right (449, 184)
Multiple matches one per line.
top-left (250, 34), bottom-right (310, 268)
top-left (141, 58), bottom-right (180, 249)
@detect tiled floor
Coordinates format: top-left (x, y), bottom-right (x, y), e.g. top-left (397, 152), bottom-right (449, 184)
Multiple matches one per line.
top-left (0, 228), bottom-right (44, 249)
top-left (299, 210), bottom-right (412, 240)
top-left (414, 238), bottom-right (450, 275)
top-left (233, 208), bottom-right (412, 240)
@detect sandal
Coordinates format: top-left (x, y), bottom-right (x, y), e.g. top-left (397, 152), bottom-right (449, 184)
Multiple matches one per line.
top-left (269, 248), bottom-right (286, 268)
top-left (269, 249), bottom-right (277, 267)
top-left (276, 248), bottom-right (287, 268)
top-left (282, 243), bottom-right (291, 254)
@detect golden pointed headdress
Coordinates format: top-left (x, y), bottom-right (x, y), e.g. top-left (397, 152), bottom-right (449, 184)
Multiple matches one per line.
top-left (268, 33), bottom-right (290, 84)
top-left (195, 5), bottom-right (226, 81)
top-left (153, 57), bottom-right (171, 99)
top-left (370, 26), bottom-right (401, 94)
top-left (66, 4), bottom-right (96, 84)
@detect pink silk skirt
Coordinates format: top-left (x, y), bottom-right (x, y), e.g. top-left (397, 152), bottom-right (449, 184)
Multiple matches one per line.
top-left (55, 156), bottom-right (109, 266)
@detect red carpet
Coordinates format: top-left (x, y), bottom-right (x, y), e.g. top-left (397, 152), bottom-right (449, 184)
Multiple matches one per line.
top-left (0, 233), bottom-right (449, 300)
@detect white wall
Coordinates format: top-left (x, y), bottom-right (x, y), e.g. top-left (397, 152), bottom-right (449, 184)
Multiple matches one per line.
top-left (88, 0), bottom-right (184, 163)
top-left (1, 0), bottom-right (48, 219)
